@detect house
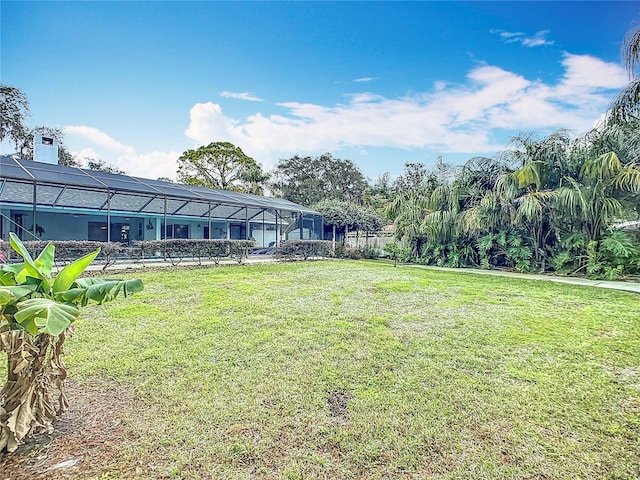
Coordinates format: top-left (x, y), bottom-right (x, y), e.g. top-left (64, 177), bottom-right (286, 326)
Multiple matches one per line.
top-left (0, 156), bottom-right (322, 247)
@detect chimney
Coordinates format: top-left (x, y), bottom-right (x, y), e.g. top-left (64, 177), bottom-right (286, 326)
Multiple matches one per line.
top-left (33, 133), bottom-right (59, 164)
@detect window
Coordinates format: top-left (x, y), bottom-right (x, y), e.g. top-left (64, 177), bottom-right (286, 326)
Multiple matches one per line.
top-left (160, 224), bottom-right (190, 239)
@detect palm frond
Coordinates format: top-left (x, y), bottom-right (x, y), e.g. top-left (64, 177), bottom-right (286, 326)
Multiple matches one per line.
top-left (622, 22), bottom-right (640, 78)
top-left (580, 152), bottom-right (622, 183)
top-left (600, 197), bottom-right (625, 222)
top-left (512, 161), bottom-right (544, 189)
top-left (494, 173), bottom-right (520, 200)
top-left (613, 163), bottom-right (640, 191)
top-left (556, 179), bottom-right (586, 218)
top-left (516, 192), bottom-right (550, 221)
top-left (607, 78), bottom-right (640, 124)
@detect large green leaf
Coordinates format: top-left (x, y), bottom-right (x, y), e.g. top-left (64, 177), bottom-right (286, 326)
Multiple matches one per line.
top-left (75, 278), bottom-right (144, 304)
top-left (52, 248), bottom-right (100, 294)
top-left (0, 286), bottom-right (35, 307)
top-left (0, 270), bottom-right (16, 286)
top-left (34, 243), bottom-right (55, 277)
top-left (0, 289), bottom-right (14, 307)
top-left (1, 263), bottom-right (25, 275)
top-left (8, 233), bottom-right (35, 266)
top-left (8, 233), bottom-right (42, 282)
top-left (14, 298), bottom-right (79, 336)
top-left (55, 287), bottom-right (87, 304)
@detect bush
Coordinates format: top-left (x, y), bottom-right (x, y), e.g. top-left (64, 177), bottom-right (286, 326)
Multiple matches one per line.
top-left (134, 239), bottom-right (255, 266)
top-left (478, 230), bottom-right (533, 272)
top-left (276, 240), bottom-right (332, 260)
top-left (383, 242), bottom-right (412, 266)
top-left (358, 245), bottom-right (381, 259)
top-left (586, 230), bottom-right (640, 279)
top-left (0, 240), bottom-right (126, 270)
top-left (330, 244), bottom-right (365, 260)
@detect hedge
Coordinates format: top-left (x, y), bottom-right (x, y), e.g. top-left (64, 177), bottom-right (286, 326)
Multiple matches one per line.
top-left (0, 239), bottom-right (255, 268)
top-left (0, 240), bottom-right (125, 270)
top-left (134, 239), bottom-right (255, 266)
top-left (275, 240), bottom-right (332, 260)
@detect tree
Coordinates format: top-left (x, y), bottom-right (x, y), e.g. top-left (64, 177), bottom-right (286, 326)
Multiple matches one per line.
top-left (17, 125), bottom-right (80, 167)
top-left (271, 155), bottom-right (322, 205)
top-left (455, 156), bottom-right (516, 243)
top-left (313, 199), bottom-right (383, 249)
top-left (556, 151), bottom-right (640, 245)
top-left (313, 199), bottom-right (351, 249)
top-left (85, 157), bottom-right (126, 174)
top-left (0, 85), bottom-right (30, 148)
top-left (0, 86), bottom-right (78, 166)
top-left (492, 131), bottom-right (576, 270)
top-left (271, 153), bottom-right (367, 206)
top-left (363, 172), bottom-right (393, 215)
top-left (0, 234), bottom-right (143, 452)
top-left (177, 142), bottom-right (267, 193)
top-left (385, 162), bottom-right (444, 255)
top-left (240, 162), bottom-right (270, 195)
top-left (391, 162), bottom-right (438, 197)
top-left (608, 22), bottom-right (640, 123)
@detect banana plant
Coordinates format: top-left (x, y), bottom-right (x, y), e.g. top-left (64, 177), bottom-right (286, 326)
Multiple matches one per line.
top-left (0, 233), bottom-right (143, 452)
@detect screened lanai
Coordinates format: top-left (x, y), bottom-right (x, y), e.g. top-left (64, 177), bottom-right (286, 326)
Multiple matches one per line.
top-left (0, 156), bottom-right (323, 247)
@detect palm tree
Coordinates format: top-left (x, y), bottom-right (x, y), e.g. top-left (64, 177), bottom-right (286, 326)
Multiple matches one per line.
top-left (385, 163), bottom-right (442, 255)
top-left (493, 131), bottom-right (575, 270)
top-left (556, 151), bottom-right (640, 245)
top-left (608, 22), bottom-right (640, 123)
top-left (454, 157), bottom-right (515, 238)
top-left (385, 188), bottom-right (432, 255)
top-left (422, 183), bottom-right (463, 244)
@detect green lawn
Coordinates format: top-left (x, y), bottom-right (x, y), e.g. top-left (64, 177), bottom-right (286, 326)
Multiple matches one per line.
top-left (7, 261), bottom-right (640, 478)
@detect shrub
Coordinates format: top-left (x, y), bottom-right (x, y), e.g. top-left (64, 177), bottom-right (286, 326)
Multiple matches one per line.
top-left (0, 240), bottom-right (127, 270)
top-left (383, 242), bottom-right (412, 266)
top-left (587, 230), bottom-right (640, 279)
top-left (330, 244), bottom-right (365, 260)
top-left (358, 245), bottom-right (381, 259)
top-left (134, 239), bottom-right (255, 266)
top-left (478, 230), bottom-right (533, 272)
top-left (276, 240), bottom-right (332, 260)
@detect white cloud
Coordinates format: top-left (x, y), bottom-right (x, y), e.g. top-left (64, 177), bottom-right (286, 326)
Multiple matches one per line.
top-left (522, 30), bottom-right (554, 47)
top-left (184, 54), bottom-right (627, 166)
top-left (184, 102), bottom-right (240, 145)
top-left (353, 77), bottom-right (376, 83)
top-left (72, 147), bottom-right (100, 163)
top-left (492, 29), bottom-right (554, 47)
top-left (64, 126), bottom-right (135, 155)
top-left (65, 126), bottom-right (181, 180)
top-left (559, 53), bottom-right (628, 90)
top-left (497, 30), bottom-right (524, 40)
top-left (117, 151), bottom-right (182, 181)
top-left (220, 91), bottom-right (262, 102)
top-left (64, 52), bottom-right (629, 180)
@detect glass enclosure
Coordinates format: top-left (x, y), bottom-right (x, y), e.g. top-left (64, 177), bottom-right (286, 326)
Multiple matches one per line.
top-left (0, 156), bottom-right (323, 246)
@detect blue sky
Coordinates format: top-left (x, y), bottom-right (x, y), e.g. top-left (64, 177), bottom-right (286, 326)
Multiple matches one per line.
top-left (2, 1), bottom-right (639, 182)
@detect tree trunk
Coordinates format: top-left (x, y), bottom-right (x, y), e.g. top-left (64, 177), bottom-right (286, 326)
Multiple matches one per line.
top-left (332, 224), bottom-right (336, 254)
top-left (0, 331), bottom-right (69, 452)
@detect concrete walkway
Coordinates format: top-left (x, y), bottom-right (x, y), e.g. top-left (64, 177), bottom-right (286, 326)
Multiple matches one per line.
top-left (401, 264), bottom-right (640, 294)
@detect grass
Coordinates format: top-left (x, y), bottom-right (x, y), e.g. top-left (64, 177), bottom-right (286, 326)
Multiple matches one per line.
top-left (5, 260), bottom-right (640, 478)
